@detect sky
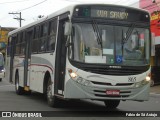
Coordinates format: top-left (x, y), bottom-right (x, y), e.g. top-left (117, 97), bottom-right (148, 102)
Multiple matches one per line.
top-left (0, 0), bottom-right (139, 28)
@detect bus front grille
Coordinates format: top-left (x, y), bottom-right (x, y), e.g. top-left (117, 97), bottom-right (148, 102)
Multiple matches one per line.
top-left (91, 81), bottom-right (134, 86)
top-left (95, 94), bottom-right (129, 98)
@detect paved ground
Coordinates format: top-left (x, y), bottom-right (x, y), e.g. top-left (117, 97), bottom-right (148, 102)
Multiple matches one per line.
top-left (150, 85), bottom-right (160, 94)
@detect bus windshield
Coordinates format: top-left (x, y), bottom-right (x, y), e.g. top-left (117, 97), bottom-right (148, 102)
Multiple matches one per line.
top-left (71, 23), bottom-right (150, 66)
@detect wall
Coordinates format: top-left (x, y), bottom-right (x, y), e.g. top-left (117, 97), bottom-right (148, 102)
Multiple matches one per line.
top-left (0, 27), bottom-right (16, 55)
top-left (140, 0), bottom-right (160, 44)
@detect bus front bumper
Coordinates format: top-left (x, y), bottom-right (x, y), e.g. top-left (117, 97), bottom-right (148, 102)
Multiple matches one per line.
top-left (64, 79), bottom-right (150, 101)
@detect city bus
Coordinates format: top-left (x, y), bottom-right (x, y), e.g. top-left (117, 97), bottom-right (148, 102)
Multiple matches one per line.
top-left (7, 3), bottom-right (151, 109)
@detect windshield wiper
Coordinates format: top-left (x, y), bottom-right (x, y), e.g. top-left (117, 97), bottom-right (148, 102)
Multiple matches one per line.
top-left (121, 24), bottom-right (135, 56)
top-left (122, 24), bottom-right (135, 44)
top-left (92, 20), bottom-right (103, 55)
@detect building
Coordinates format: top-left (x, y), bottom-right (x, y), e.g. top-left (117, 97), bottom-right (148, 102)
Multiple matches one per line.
top-left (0, 27), bottom-right (16, 55)
top-left (139, 0), bottom-right (160, 85)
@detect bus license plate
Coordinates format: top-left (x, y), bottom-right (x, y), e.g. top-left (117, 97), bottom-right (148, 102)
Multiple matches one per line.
top-left (106, 90), bottom-right (120, 96)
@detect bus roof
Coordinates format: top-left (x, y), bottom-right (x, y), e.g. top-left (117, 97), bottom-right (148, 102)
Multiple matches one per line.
top-left (8, 3), bottom-right (149, 36)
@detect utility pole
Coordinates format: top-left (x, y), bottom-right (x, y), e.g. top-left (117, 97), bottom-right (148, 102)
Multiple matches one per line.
top-left (9, 12), bottom-right (25, 27)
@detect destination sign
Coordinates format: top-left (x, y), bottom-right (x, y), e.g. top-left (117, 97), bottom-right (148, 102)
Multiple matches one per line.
top-left (73, 5), bottom-right (150, 22)
top-left (91, 9), bottom-right (128, 20)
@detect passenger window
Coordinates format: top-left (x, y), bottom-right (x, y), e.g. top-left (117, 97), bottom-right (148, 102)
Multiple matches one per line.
top-left (15, 35), bottom-right (20, 55)
top-left (20, 32), bottom-right (25, 55)
top-left (7, 37), bottom-right (12, 56)
top-left (39, 23), bottom-right (48, 53)
top-left (32, 26), bottom-right (40, 53)
top-left (32, 39), bottom-right (39, 53)
top-left (34, 26), bottom-right (40, 39)
top-left (41, 23), bottom-right (48, 37)
top-left (47, 18), bottom-right (57, 51)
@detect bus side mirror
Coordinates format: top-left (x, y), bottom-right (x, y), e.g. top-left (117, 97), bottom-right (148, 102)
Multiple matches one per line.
top-left (64, 22), bottom-right (72, 36)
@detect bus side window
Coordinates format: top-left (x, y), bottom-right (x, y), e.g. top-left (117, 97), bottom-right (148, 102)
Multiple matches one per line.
top-left (47, 18), bottom-right (57, 52)
top-left (32, 26), bottom-right (40, 53)
top-left (11, 35), bottom-right (16, 56)
top-left (20, 32), bottom-right (25, 55)
top-left (15, 35), bottom-right (20, 55)
top-left (39, 23), bottom-right (48, 52)
top-left (7, 37), bottom-right (12, 56)
top-left (34, 26), bottom-right (40, 39)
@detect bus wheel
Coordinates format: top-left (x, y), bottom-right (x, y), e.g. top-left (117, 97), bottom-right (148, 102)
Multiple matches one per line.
top-left (15, 73), bottom-right (24, 95)
top-left (0, 78), bottom-right (2, 82)
top-left (47, 78), bottom-right (59, 107)
top-left (104, 100), bottom-right (120, 109)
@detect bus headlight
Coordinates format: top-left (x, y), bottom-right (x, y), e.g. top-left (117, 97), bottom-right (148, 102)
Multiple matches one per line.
top-left (76, 77), bottom-right (91, 86)
top-left (134, 79), bottom-right (150, 88)
top-left (70, 72), bottom-right (77, 78)
top-left (145, 76), bottom-right (150, 81)
top-left (134, 82), bottom-right (141, 88)
top-left (146, 73), bottom-right (151, 82)
top-left (83, 80), bottom-right (91, 86)
top-left (68, 69), bottom-right (78, 79)
top-left (77, 77), bottom-right (83, 83)
top-left (68, 69), bottom-right (91, 86)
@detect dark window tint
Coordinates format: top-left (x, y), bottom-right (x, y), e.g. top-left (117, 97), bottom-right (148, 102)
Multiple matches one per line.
top-left (47, 18), bottom-right (57, 51)
top-left (34, 26), bottom-right (40, 39)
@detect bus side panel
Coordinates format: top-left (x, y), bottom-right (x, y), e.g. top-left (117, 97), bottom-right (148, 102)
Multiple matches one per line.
top-left (29, 53), bottom-right (55, 93)
top-left (30, 54), bottom-right (42, 92)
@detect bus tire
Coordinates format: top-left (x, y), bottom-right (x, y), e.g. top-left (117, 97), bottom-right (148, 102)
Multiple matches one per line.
top-left (47, 78), bottom-right (59, 107)
top-left (15, 73), bottom-right (24, 95)
top-left (104, 100), bottom-right (120, 109)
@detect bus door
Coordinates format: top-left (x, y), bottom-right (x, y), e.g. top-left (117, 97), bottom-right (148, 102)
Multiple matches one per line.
top-left (24, 29), bottom-right (33, 88)
top-left (54, 13), bottom-right (69, 96)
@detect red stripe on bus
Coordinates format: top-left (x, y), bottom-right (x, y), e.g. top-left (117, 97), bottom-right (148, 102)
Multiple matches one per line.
top-left (30, 64), bottom-right (54, 73)
top-left (15, 64), bottom-right (54, 73)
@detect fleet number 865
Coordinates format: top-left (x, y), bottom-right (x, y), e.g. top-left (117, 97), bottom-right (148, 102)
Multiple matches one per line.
top-left (128, 77), bottom-right (136, 82)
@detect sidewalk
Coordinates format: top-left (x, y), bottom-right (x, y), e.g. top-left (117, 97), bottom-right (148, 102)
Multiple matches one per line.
top-left (150, 85), bottom-right (160, 94)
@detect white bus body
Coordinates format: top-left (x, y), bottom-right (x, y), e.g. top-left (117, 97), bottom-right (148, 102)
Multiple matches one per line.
top-left (7, 3), bottom-right (151, 109)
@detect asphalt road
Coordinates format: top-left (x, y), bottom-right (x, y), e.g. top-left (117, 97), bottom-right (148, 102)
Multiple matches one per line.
top-left (0, 78), bottom-right (160, 119)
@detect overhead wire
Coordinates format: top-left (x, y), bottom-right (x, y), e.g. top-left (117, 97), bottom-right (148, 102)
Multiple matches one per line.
top-left (0, 0), bottom-right (47, 25)
top-left (14, 0), bottom-right (48, 12)
top-left (0, 0), bottom-right (31, 5)
top-left (0, 0), bottom-right (32, 21)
